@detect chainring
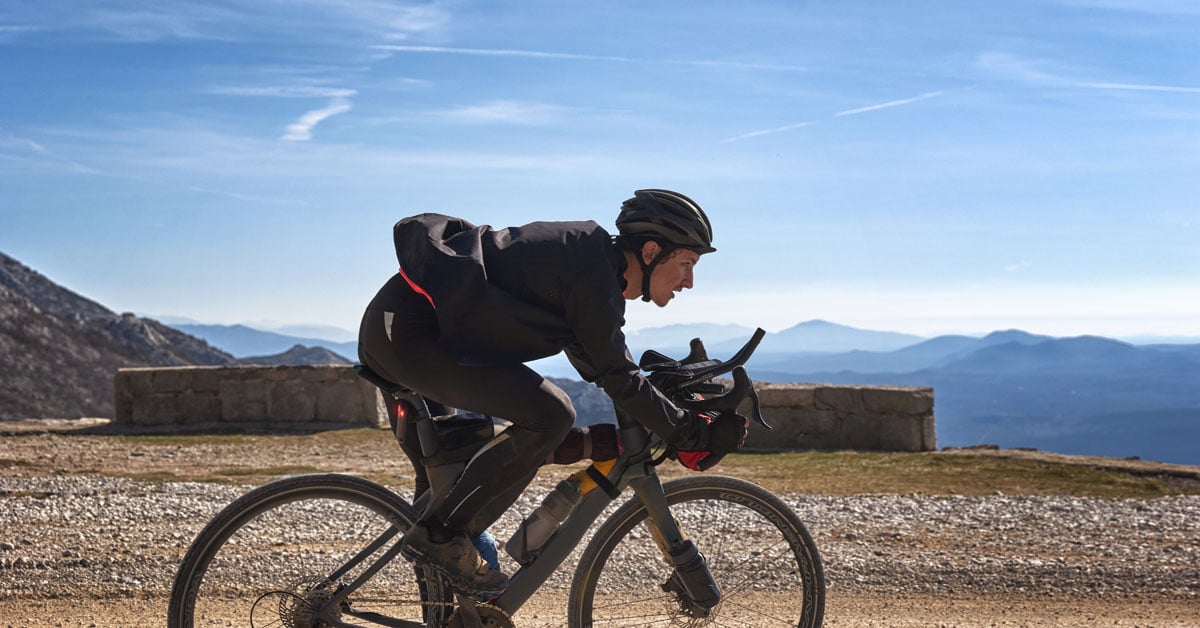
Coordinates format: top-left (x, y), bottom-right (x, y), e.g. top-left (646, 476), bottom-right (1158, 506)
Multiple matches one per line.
top-left (445, 602), bottom-right (516, 628)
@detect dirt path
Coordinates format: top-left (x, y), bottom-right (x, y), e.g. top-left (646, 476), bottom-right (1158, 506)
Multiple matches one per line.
top-left (4, 593), bottom-right (1197, 627)
top-left (1, 421), bottom-right (1196, 627)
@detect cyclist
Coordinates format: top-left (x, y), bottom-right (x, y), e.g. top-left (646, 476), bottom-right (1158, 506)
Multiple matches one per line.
top-left (357, 189), bottom-right (749, 594)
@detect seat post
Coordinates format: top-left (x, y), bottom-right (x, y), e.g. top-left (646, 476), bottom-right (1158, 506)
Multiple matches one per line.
top-left (355, 364), bottom-right (440, 459)
top-left (399, 390), bottom-right (440, 459)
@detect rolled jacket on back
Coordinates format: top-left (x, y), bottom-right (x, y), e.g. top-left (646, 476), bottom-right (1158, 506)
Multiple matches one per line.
top-left (392, 213), bottom-right (620, 367)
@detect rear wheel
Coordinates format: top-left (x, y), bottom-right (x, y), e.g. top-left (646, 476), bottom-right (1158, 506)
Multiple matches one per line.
top-left (167, 473), bottom-right (453, 627)
top-left (569, 475), bottom-right (824, 627)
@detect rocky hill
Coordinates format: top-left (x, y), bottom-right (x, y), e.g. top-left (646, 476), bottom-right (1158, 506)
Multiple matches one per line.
top-left (0, 251), bottom-right (234, 420)
top-left (236, 344), bottom-right (352, 366)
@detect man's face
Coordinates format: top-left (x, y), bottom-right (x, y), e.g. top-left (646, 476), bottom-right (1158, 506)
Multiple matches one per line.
top-left (647, 248), bottom-right (700, 307)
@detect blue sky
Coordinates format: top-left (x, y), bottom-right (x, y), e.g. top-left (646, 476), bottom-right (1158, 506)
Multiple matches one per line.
top-left (2, 0), bottom-right (1197, 340)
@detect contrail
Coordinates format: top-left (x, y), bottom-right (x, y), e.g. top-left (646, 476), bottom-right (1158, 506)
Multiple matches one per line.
top-left (834, 91), bottom-right (945, 117)
top-left (1078, 82), bottom-right (1200, 94)
top-left (375, 44), bottom-right (805, 71)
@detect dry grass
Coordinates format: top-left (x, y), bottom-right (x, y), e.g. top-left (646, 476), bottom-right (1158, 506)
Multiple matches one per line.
top-left (708, 450), bottom-right (1200, 498)
top-left (4, 422), bottom-right (1197, 498)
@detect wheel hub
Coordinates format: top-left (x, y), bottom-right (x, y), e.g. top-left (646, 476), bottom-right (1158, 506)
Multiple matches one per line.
top-left (661, 574), bottom-right (718, 624)
top-left (251, 576), bottom-right (343, 628)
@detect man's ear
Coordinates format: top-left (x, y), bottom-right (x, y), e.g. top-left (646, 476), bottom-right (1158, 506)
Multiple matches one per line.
top-left (640, 241), bottom-right (662, 265)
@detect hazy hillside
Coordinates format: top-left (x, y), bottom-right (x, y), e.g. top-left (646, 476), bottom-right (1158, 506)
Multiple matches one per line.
top-left (753, 319), bottom-right (925, 354)
top-left (0, 252), bottom-right (361, 420)
top-left (236, 345), bottom-right (352, 366)
top-left (0, 252), bottom-right (234, 419)
top-left (758, 335), bottom-right (1200, 465)
top-left (173, 323), bottom-right (356, 361)
top-left (625, 323), bottom-right (756, 352)
top-left (756, 329), bottom-right (1054, 373)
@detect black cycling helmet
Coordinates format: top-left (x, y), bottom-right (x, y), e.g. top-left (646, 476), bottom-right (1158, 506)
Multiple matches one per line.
top-left (616, 189), bottom-right (716, 254)
top-left (615, 189), bottom-right (715, 302)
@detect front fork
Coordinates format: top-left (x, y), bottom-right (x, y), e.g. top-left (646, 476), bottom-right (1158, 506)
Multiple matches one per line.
top-left (630, 472), bottom-right (722, 612)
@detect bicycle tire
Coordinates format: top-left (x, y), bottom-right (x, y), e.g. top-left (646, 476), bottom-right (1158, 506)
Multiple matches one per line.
top-left (568, 475), bottom-right (824, 627)
top-left (167, 473), bottom-right (453, 627)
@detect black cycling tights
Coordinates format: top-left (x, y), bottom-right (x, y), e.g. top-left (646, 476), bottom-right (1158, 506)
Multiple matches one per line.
top-left (357, 282), bottom-right (574, 535)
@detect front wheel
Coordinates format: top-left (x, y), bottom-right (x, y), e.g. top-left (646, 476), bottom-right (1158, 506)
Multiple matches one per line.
top-left (569, 475), bottom-right (824, 627)
top-left (167, 473), bottom-right (453, 627)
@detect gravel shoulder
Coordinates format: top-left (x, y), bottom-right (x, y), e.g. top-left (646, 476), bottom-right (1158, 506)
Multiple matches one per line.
top-left (1, 420), bottom-right (1197, 627)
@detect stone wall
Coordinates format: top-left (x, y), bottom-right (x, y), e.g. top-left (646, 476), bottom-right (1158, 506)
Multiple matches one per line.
top-left (114, 367), bottom-right (936, 452)
top-left (744, 383), bottom-right (936, 452)
top-left (114, 365), bottom-right (384, 429)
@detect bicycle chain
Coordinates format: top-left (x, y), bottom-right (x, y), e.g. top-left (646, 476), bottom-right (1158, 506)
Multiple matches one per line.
top-left (416, 597), bottom-right (515, 621)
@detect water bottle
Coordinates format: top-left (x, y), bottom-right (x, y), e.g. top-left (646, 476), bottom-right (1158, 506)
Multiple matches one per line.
top-left (668, 540), bottom-right (721, 609)
top-left (505, 479), bottom-right (582, 565)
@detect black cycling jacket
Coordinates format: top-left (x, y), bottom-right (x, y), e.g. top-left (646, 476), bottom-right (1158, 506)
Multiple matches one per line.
top-left (381, 213), bottom-right (692, 443)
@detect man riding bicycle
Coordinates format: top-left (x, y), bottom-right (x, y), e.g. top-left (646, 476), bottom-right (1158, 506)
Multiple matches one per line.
top-left (357, 189), bottom-right (749, 595)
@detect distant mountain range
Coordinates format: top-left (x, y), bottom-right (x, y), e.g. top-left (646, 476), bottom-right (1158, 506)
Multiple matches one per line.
top-left (171, 323), bottom-right (358, 361)
top-left (166, 318), bottom-right (1200, 464)
top-left (177, 318), bottom-right (928, 365)
top-left (750, 330), bottom-right (1200, 466)
top-left (5, 250), bottom-right (1197, 465)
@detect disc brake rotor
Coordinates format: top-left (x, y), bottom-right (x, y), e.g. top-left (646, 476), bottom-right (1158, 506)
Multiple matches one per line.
top-left (250, 576), bottom-right (343, 628)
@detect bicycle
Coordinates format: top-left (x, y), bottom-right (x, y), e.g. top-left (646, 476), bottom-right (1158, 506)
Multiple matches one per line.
top-left (167, 329), bottom-right (825, 627)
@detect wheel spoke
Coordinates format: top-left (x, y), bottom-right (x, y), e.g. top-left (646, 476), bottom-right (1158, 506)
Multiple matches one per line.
top-left (569, 475), bottom-right (824, 627)
top-left (169, 475), bottom-right (454, 628)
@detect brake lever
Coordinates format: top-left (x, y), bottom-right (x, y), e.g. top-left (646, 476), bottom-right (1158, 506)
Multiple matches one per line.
top-left (739, 367), bottom-right (772, 431)
top-left (671, 366), bottom-right (772, 431)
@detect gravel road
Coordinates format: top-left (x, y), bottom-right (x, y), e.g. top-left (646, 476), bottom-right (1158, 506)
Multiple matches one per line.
top-left (1, 428), bottom-right (1197, 626)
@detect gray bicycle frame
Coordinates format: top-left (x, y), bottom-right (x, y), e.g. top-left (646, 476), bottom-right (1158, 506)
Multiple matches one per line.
top-left (490, 419), bottom-right (681, 615)
top-left (333, 329), bottom-right (769, 626)
top-left (314, 409), bottom-right (683, 628)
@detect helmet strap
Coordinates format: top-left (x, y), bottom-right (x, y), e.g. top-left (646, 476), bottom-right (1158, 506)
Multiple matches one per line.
top-left (638, 242), bottom-right (674, 302)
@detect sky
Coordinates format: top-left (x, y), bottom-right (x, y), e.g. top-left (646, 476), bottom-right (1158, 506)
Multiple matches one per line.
top-left (2, 0), bottom-right (1198, 341)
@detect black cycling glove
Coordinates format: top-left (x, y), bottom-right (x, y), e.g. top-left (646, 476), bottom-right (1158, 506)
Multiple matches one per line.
top-left (675, 411), bottom-right (749, 471)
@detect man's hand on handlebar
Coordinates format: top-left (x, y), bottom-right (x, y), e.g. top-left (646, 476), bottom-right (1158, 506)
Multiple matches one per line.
top-left (675, 411), bottom-right (750, 472)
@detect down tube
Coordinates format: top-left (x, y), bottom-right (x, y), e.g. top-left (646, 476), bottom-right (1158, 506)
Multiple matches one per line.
top-left (493, 487), bottom-right (615, 614)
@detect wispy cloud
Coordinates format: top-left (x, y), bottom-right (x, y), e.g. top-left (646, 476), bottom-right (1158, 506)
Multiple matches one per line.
top-left (210, 85), bottom-right (357, 99)
top-left (1, 127), bottom-right (302, 204)
top-left (438, 100), bottom-right (568, 126)
top-left (377, 44), bottom-right (635, 63)
top-left (722, 121), bottom-right (815, 143)
top-left (281, 97), bottom-right (353, 141)
top-left (980, 52), bottom-right (1200, 95)
top-left (723, 91), bottom-right (945, 142)
top-left (0, 130), bottom-right (99, 174)
top-left (3, 1), bottom-right (449, 44)
top-left (1077, 82), bottom-right (1200, 94)
top-left (834, 91), bottom-right (945, 117)
top-left (374, 44), bottom-right (806, 71)
top-left (1050, 0), bottom-right (1200, 16)
top-left (977, 52), bottom-right (1069, 86)
top-left (0, 24), bottom-right (40, 40)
